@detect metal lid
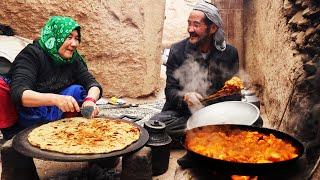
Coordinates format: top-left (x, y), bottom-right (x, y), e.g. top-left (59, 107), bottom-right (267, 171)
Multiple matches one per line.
top-left (144, 120), bottom-right (172, 146)
top-left (144, 120), bottom-right (166, 133)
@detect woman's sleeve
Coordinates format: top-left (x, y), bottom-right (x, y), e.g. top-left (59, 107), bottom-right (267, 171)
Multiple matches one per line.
top-left (10, 45), bottom-right (40, 106)
top-left (9, 45), bottom-right (40, 106)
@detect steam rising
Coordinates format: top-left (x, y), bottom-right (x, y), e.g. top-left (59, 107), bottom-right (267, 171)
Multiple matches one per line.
top-left (173, 56), bottom-right (211, 97)
top-left (238, 69), bottom-right (252, 88)
top-left (173, 56), bottom-right (211, 113)
top-left (172, 53), bottom-right (245, 113)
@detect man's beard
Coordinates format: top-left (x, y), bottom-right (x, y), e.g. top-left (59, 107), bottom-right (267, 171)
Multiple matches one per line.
top-left (189, 29), bottom-right (213, 48)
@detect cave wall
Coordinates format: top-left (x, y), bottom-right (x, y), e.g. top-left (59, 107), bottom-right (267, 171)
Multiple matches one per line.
top-left (244, 0), bottom-right (301, 130)
top-left (282, 0), bottom-right (320, 140)
top-left (0, 0), bottom-right (166, 98)
top-left (162, 0), bottom-right (194, 48)
top-left (243, 0), bottom-right (320, 139)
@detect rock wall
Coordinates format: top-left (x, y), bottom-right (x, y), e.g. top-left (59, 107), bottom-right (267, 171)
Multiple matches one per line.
top-left (244, 0), bottom-right (320, 139)
top-left (162, 0), bottom-right (195, 48)
top-left (282, 0), bottom-right (320, 140)
top-left (243, 0), bottom-right (302, 131)
top-left (0, 0), bottom-right (165, 98)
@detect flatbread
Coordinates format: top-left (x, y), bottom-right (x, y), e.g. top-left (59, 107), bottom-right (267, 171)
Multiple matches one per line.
top-left (28, 117), bottom-right (140, 154)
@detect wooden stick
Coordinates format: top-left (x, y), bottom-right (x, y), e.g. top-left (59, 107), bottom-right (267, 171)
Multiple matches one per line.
top-left (200, 92), bottom-right (241, 103)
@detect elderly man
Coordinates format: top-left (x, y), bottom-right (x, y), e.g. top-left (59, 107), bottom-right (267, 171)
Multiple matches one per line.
top-left (150, 1), bottom-right (239, 142)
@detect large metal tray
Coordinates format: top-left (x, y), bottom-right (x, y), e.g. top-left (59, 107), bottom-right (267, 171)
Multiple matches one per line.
top-left (12, 119), bottom-right (149, 162)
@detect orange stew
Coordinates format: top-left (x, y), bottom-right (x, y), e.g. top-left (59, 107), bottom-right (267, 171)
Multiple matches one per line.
top-left (185, 126), bottom-right (298, 163)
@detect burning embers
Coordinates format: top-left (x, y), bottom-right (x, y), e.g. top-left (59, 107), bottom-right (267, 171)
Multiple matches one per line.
top-left (230, 175), bottom-right (258, 180)
top-left (185, 125), bottom-right (299, 163)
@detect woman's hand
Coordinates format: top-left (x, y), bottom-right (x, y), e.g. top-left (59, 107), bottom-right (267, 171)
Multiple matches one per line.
top-left (55, 95), bottom-right (80, 113)
top-left (81, 86), bottom-right (101, 118)
top-left (81, 100), bottom-right (100, 118)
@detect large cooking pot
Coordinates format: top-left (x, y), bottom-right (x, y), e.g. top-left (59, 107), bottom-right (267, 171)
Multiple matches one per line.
top-left (187, 101), bottom-right (260, 129)
top-left (12, 118), bottom-right (149, 162)
top-left (183, 124), bottom-right (305, 175)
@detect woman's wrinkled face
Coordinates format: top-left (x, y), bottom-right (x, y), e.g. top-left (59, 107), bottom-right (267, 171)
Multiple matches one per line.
top-left (58, 30), bottom-right (79, 59)
top-left (187, 10), bottom-right (210, 45)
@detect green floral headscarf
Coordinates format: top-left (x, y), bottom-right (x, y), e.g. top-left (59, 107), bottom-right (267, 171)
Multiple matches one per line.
top-left (39, 16), bottom-right (85, 66)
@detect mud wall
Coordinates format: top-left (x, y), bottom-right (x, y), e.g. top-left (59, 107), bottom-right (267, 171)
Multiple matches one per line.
top-left (243, 0), bottom-right (320, 139)
top-left (0, 0), bottom-right (166, 98)
top-left (244, 0), bottom-right (300, 130)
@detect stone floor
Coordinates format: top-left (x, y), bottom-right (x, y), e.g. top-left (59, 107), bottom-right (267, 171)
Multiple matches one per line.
top-left (97, 98), bottom-right (165, 127)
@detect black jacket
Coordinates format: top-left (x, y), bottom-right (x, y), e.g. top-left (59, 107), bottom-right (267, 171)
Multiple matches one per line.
top-left (162, 38), bottom-right (239, 115)
top-left (8, 40), bottom-right (102, 106)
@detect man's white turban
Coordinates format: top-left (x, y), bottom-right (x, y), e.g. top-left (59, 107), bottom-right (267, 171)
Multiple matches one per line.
top-left (193, 0), bottom-right (226, 51)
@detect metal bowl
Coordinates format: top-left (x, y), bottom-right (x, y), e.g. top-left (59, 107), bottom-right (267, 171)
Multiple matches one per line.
top-left (187, 101), bottom-right (260, 129)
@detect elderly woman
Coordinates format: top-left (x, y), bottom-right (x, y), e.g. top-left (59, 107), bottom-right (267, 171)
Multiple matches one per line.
top-left (10, 16), bottom-right (101, 129)
top-left (0, 16), bottom-right (102, 179)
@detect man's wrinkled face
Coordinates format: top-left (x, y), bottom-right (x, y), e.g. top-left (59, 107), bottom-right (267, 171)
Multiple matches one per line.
top-left (187, 10), bottom-right (211, 45)
top-left (58, 30), bottom-right (80, 60)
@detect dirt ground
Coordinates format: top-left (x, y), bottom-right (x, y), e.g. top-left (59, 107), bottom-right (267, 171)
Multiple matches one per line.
top-left (30, 149), bottom-right (186, 180)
